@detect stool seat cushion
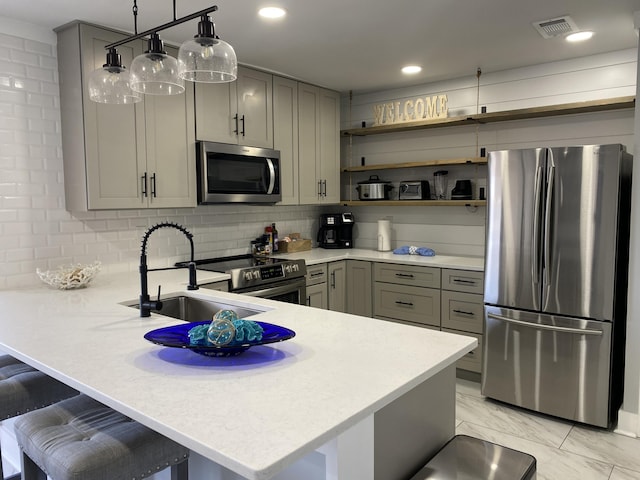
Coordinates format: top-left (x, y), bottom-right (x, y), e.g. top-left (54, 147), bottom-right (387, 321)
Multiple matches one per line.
top-left (15, 394), bottom-right (189, 480)
top-left (0, 355), bottom-right (78, 420)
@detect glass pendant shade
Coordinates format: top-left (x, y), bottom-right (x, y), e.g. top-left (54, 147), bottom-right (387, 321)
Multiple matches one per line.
top-left (130, 33), bottom-right (185, 95)
top-left (88, 48), bottom-right (141, 104)
top-left (178, 15), bottom-right (238, 83)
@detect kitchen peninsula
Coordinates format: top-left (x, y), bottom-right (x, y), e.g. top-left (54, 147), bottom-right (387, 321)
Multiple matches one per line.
top-left (0, 267), bottom-right (475, 480)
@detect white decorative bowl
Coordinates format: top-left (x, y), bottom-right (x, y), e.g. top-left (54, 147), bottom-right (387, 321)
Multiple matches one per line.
top-left (36, 261), bottom-right (101, 290)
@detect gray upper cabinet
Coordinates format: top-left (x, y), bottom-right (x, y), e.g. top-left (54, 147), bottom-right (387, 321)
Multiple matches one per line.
top-left (298, 83), bottom-right (340, 204)
top-left (195, 66), bottom-right (273, 148)
top-left (56, 22), bottom-right (196, 211)
top-left (273, 77), bottom-right (298, 205)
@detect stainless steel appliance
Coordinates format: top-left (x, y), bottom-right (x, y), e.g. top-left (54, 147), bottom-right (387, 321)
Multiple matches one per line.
top-left (317, 213), bottom-right (355, 248)
top-left (196, 141), bottom-right (281, 204)
top-left (356, 175), bottom-right (394, 200)
top-left (184, 255), bottom-right (307, 304)
top-left (399, 181), bottom-right (430, 200)
top-left (482, 144), bottom-right (632, 428)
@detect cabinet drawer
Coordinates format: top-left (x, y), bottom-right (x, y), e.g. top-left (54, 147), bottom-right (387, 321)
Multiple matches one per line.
top-left (441, 291), bottom-right (483, 334)
top-left (442, 329), bottom-right (483, 373)
top-left (373, 283), bottom-right (440, 327)
top-left (441, 269), bottom-right (484, 294)
top-left (306, 264), bottom-right (327, 286)
top-left (374, 263), bottom-right (440, 288)
top-left (375, 316), bottom-right (440, 331)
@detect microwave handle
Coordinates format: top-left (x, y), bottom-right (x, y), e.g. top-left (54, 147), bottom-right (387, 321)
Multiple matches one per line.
top-left (266, 158), bottom-right (276, 194)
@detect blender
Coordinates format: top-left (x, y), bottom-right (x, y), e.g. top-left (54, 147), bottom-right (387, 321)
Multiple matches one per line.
top-left (434, 170), bottom-right (448, 199)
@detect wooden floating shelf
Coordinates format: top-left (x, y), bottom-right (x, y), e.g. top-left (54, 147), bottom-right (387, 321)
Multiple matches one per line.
top-left (341, 96), bottom-right (635, 137)
top-left (342, 200), bottom-right (487, 207)
top-left (342, 157), bottom-right (487, 173)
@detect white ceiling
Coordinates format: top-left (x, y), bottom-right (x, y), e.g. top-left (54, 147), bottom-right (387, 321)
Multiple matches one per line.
top-left (2, 0), bottom-right (640, 93)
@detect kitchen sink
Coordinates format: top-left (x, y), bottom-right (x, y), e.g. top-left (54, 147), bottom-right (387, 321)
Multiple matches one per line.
top-left (126, 295), bottom-right (263, 322)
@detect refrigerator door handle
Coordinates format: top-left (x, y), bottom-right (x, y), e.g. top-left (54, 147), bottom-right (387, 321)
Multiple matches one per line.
top-left (487, 313), bottom-right (603, 336)
top-left (532, 163), bottom-right (543, 285)
top-left (543, 153), bottom-right (556, 292)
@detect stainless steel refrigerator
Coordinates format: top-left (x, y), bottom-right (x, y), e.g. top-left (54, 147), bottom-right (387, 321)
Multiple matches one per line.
top-left (481, 144), bottom-right (632, 428)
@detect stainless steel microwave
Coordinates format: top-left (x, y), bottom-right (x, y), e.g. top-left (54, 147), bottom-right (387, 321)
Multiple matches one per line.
top-left (196, 141), bottom-right (281, 204)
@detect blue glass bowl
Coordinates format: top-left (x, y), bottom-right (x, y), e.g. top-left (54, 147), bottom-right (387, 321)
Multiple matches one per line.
top-left (144, 321), bottom-right (296, 357)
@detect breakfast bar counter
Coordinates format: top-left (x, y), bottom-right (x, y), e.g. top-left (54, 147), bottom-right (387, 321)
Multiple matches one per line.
top-left (0, 269), bottom-right (476, 480)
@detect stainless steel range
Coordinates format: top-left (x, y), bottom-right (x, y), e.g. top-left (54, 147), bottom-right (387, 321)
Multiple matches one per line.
top-left (185, 255), bottom-right (307, 304)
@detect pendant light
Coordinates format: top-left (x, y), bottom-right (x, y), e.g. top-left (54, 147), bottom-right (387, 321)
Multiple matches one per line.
top-left (89, 3), bottom-right (236, 104)
top-left (178, 15), bottom-right (237, 83)
top-left (88, 48), bottom-right (141, 104)
top-left (130, 33), bottom-right (185, 95)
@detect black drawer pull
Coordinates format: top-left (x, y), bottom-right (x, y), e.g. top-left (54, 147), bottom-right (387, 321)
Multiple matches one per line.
top-left (452, 309), bottom-right (475, 317)
top-left (453, 278), bottom-right (476, 285)
top-left (395, 273), bottom-right (415, 279)
top-left (310, 272), bottom-right (324, 278)
top-left (395, 300), bottom-right (414, 307)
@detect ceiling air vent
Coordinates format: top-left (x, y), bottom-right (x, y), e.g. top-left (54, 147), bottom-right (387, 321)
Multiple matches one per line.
top-left (532, 16), bottom-right (579, 39)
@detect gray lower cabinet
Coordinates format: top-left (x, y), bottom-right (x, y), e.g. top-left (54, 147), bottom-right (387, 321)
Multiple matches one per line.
top-left (373, 263), bottom-right (441, 328)
top-left (305, 264), bottom-right (328, 309)
top-left (346, 260), bottom-right (372, 317)
top-left (328, 261), bottom-right (347, 312)
top-left (440, 269), bottom-right (484, 373)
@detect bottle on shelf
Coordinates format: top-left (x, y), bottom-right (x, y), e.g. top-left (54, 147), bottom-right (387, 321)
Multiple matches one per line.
top-left (272, 223), bottom-right (279, 252)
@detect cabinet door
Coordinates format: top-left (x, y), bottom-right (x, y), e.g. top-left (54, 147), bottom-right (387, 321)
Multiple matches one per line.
top-left (237, 67), bottom-right (273, 148)
top-left (318, 88), bottom-right (340, 203)
top-left (194, 81), bottom-right (237, 144)
top-left (298, 83), bottom-right (321, 204)
top-left (144, 48), bottom-right (196, 208)
top-left (328, 261), bottom-right (347, 313)
top-left (346, 260), bottom-right (372, 317)
top-left (306, 283), bottom-right (328, 309)
top-left (79, 24), bottom-right (145, 209)
top-left (273, 77), bottom-right (298, 205)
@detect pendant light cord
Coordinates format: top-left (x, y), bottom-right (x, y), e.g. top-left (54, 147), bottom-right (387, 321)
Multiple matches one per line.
top-left (173, 0), bottom-right (177, 21)
top-left (133, 0), bottom-right (138, 34)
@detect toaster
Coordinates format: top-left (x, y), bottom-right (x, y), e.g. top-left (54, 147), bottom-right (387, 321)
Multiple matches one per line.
top-left (399, 181), bottom-right (431, 200)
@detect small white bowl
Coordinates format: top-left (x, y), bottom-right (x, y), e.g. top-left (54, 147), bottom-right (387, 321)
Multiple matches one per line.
top-left (36, 261), bottom-right (101, 290)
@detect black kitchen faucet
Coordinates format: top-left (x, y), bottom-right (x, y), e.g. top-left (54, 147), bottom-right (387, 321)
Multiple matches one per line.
top-left (139, 222), bottom-right (199, 317)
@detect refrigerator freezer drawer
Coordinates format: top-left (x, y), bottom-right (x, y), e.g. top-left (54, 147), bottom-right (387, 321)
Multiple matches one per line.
top-left (481, 306), bottom-right (612, 427)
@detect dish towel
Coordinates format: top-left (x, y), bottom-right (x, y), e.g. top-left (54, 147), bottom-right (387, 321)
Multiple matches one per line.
top-left (393, 245), bottom-right (436, 256)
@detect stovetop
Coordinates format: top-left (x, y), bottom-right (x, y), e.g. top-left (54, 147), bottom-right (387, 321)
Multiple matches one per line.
top-left (179, 254), bottom-right (306, 290)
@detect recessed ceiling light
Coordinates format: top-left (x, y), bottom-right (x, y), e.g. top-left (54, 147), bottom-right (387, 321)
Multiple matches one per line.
top-left (402, 65), bottom-right (422, 75)
top-left (259, 7), bottom-right (286, 19)
top-left (566, 31), bottom-right (593, 42)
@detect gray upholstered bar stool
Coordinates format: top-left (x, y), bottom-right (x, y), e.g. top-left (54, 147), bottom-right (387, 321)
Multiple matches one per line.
top-left (14, 394), bottom-right (189, 480)
top-left (0, 355), bottom-right (78, 479)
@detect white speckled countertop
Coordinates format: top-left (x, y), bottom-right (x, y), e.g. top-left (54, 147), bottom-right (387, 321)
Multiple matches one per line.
top-left (0, 257), bottom-right (476, 480)
top-left (273, 247), bottom-right (484, 271)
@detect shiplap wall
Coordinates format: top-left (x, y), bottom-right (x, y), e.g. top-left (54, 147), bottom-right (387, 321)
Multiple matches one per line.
top-left (338, 49), bottom-right (637, 256)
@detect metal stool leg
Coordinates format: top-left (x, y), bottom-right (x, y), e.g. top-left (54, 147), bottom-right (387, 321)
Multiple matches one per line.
top-left (20, 451), bottom-right (45, 480)
top-left (171, 459), bottom-right (189, 480)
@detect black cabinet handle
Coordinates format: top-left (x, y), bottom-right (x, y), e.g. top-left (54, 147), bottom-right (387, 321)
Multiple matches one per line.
top-left (330, 271), bottom-right (336, 289)
top-left (240, 115), bottom-right (245, 136)
top-left (141, 172), bottom-right (148, 198)
top-left (395, 273), bottom-right (415, 279)
top-left (453, 278), bottom-right (476, 285)
top-left (233, 114), bottom-right (239, 135)
top-left (310, 272), bottom-right (324, 278)
top-left (395, 300), bottom-right (414, 307)
top-left (452, 309), bottom-right (475, 317)
top-left (150, 173), bottom-right (157, 198)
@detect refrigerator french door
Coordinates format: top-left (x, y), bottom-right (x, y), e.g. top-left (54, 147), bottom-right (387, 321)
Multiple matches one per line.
top-left (482, 144), bottom-right (632, 428)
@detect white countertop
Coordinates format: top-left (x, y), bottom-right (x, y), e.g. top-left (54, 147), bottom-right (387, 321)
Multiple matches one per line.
top-left (0, 265), bottom-right (476, 480)
top-left (273, 247), bottom-right (484, 271)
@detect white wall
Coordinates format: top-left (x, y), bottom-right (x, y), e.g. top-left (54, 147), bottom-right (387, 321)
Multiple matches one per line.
top-left (0, 23), bottom-right (323, 289)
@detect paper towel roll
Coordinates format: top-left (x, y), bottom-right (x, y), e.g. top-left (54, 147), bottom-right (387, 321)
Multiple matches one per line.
top-left (377, 220), bottom-right (391, 251)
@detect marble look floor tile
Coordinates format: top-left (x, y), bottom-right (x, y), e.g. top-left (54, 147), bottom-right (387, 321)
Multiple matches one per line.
top-left (457, 422), bottom-right (613, 480)
top-left (610, 467), bottom-right (640, 480)
top-left (455, 378), bottom-right (482, 397)
top-left (561, 425), bottom-right (640, 473)
top-left (456, 392), bottom-right (573, 448)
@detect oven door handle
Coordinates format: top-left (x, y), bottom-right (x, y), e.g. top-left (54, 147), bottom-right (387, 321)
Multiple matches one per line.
top-left (240, 280), bottom-right (304, 299)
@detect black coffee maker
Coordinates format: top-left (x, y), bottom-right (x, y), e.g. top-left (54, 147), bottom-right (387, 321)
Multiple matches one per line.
top-left (317, 213), bottom-right (355, 249)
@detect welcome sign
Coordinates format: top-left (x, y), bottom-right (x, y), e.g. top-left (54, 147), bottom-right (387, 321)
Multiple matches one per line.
top-left (372, 94), bottom-right (449, 126)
